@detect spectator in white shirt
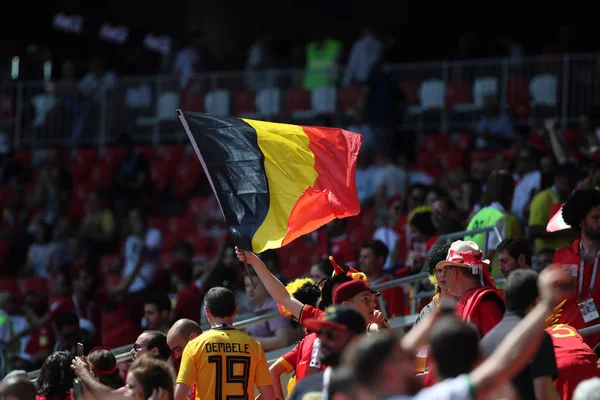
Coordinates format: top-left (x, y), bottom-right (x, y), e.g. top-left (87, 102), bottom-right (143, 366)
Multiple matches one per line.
top-left (172, 33), bottom-right (203, 89)
top-left (343, 26), bottom-right (383, 87)
top-left (511, 149), bottom-right (541, 221)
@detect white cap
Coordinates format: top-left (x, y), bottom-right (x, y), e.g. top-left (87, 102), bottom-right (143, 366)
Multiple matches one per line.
top-left (574, 378), bottom-right (600, 400)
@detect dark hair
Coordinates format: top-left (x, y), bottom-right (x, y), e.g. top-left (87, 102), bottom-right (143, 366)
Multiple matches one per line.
top-left (314, 258), bottom-right (334, 281)
top-left (437, 216), bottom-right (463, 235)
top-left (205, 287), bottom-right (236, 318)
top-left (342, 330), bottom-right (399, 390)
top-left (327, 367), bottom-right (359, 399)
top-left (504, 269), bottom-right (539, 314)
top-left (128, 354), bottom-right (174, 400)
top-left (483, 169), bottom-right (515, 208)
top-left (430, 316), bottom-right (479, 379)
top-left (496, 237), bottom-right (532, 266)
top-left (143, 331), bottom-right (172, 361)
top-left (292, 281), bottom-right (321, 308)
top-left (144, 291), bottom-right (172, 312)
top-left (55, 312), bottom-right (79, 332)
top-left (436, 195), bottom-right (457, 212)
top-left (319, 273), bottom-right (352, 309)
top-left (423, 243), bottom-right (451, 276)
top-left (88, 348), bottom-right (125, 389)
top-left (562, 189), bottom-right (600, 233)
top-left (36, 351), bottom-right (75, 398)
top-left (410, 211), bottom-right (436, 237)
top-left (361, 240), bottom-right (389, 261)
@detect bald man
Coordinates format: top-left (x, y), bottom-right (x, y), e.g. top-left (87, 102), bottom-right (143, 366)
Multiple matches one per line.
top-left (0, 375), bottom-right (36, 400)
top-left (167, 319), bottom-right (203, 359)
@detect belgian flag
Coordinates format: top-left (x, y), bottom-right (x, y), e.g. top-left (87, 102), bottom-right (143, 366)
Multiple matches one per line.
top-left (177, 110), bottom-right (362, 253)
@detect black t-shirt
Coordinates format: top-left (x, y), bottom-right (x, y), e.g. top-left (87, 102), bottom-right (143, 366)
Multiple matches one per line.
top-left (288, 371), bottom-right (325, 400)
top-left (480, 312), bottom-right (559, 400)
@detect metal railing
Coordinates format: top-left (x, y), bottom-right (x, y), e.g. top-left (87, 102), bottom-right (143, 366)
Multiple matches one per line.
top-left (3, 53), bottom-right (600, 149)
top-left (24, 223), bottom-right (504, 380)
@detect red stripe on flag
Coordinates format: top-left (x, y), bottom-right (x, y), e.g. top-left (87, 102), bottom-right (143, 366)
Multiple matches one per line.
top-left (282, 126), bottom-right (362, 246)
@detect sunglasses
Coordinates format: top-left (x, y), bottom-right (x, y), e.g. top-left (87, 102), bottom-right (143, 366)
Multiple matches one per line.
top-left (132, 343), bottom-right (143, 352)
top-left (317, 329), bottom-right (344, 340)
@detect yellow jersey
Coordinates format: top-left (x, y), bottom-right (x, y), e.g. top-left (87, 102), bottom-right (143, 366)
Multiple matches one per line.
top-left (177, 326), bottom-right (272, 400)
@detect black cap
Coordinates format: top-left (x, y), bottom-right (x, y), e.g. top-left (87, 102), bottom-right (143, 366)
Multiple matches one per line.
top-left (302, 305), bottom-right (366, 335)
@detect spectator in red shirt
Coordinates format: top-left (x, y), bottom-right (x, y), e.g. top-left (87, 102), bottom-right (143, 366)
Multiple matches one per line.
top-left (169, 261), bottom-right (203, 323)
top-left (143, 292), bottom-right (171, 335)
top-left (317, 219), bottom-right (357, 267)
top-left (358, 240), bottom-right (405, 317)
top-left (437, 240), bottom-right (504, 338)
top-left (546, 323), bottom-right (600, 400)
top-left (552, 188), bottom-right (600, 348)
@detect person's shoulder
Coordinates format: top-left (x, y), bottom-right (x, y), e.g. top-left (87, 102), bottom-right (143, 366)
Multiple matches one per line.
top-left (290, 371), bottom-right (324, 396)
top-left (531, 187), bottom-right (552, 202)
top-left (553, 242), bottom-right (575, 258)
top-left (412, 374), bottom-right (474, 400)
top-left (480, 317), bottom-right (509, 347)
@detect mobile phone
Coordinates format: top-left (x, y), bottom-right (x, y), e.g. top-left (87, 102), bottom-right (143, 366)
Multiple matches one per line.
top-left (77, 342), bottom-right (84, 357)
top-left (72, 378), bottom-right (83, 400)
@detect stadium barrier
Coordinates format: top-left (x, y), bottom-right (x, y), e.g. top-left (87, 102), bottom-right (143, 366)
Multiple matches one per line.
top-left (25, 226), bottom-right (502, 380)
top-left (2, 53), bottom-right (600, 149)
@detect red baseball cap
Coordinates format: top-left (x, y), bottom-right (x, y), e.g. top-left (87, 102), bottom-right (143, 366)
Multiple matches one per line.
top-left (333, 279), bottom-right (378, 305)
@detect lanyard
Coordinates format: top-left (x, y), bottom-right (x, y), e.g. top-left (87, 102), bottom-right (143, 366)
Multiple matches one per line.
top-left (213, 324), bottom-right (234, 329)
top-left (579, 243), bottom-right (600, 299)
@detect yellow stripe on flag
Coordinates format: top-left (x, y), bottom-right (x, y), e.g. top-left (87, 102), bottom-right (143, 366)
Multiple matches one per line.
top-left (242, 119), bottom-right (318, 252)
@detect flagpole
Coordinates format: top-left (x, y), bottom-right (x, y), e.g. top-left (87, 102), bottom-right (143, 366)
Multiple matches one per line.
top-left (243, 260), bottom-right (257, 290)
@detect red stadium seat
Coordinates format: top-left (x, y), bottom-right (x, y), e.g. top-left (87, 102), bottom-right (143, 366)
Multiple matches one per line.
top-left (167, 216), bottom-right (195, 236)
top-left (149, 159), bottom-right (171, 194)
top-left (338, 85), bottom-right (365, 114)
top-left (173, 157), bottom-right (203, 199)
top-left (451, 132), bottom-right (473, 151)
top-left (447, 81), bottom-right (472, 108)
top-left (90, 164), bottom-right (112, 190)
top-left (0, 278), bottom-right (20, 297)
top-left (138, 145), bottom-right (156, 161)
top-left (98, 254), bottom-right (120, 276)
top-left (234, 91), bottom-right (257, 116)
top-left (437, 151), bottom-right (464, 171)
top-left (148, 216), bottom-right (169, 232)
top-left (70, 148), bottom-right (98, 167)
top-left (98, 147), bottom-right (122, 172)
top-left (284, 88), bottom-right (310, 115)
top-left (180, 91), bottom-right (205, 112)
top-left (399, 82), bottom-right (418, 105)
top-left (159, 144), bottom-right (185, 166)
top-left (422, 133), bottom-right (450, 152)
top-left (506, 78), bottom-right (530, 119)
top-left (19, 277), bottom-right (48, 296)
top-left (68, 184), bottom-right (94, 221)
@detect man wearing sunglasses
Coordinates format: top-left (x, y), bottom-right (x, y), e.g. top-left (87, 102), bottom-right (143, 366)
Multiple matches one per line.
top-left (288, 305), bottom-right (365, 400)
top-left (130, 330), bottom-right (171, 361)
